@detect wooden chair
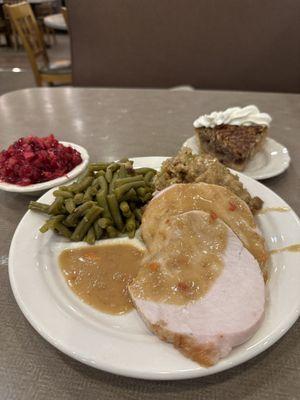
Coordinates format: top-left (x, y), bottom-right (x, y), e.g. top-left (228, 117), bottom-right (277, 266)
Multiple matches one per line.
top-left (34, 1), bottom-right (58, 45)
top-left (61, 6), bottom-right (68, 28)
top-left (5, 2), bottom-right (71, 86)
top-left (3, 0), bottom-right (22, 49)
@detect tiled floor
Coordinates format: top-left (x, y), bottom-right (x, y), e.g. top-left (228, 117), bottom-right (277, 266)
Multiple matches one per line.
top-left (0, 33), bottom-right (71, 96)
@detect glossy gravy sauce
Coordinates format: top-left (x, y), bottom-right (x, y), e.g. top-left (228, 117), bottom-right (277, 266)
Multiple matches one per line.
top-left (270, 244), bottom-right (300, 255)
top-left (145, 184), bottom-right (268, 269)
top-left (59, 243), bottom-right (145, 315)
top-left (130, 211), bottom-right (228, 305)
top-left (259, 207), bottom-right (290, 214)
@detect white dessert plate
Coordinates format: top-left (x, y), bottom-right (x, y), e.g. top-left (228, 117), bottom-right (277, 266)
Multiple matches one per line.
top-left (0, 141), bottom-right (89, 196)
top-left (182, 136), bottom-right (291, 180)
top-left (9, 156), bottom-right (300, 380)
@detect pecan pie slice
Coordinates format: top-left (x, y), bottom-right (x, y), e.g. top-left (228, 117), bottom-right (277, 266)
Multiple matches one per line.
top-left (195, 124), bottom-right (268, 171)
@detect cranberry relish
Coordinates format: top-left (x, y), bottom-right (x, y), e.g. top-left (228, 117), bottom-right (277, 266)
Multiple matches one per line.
top-left (0, 135), bottom-right (82, 186)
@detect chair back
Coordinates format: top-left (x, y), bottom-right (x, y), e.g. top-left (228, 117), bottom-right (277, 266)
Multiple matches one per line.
top-left (5, 2), bottom-right (48, 85)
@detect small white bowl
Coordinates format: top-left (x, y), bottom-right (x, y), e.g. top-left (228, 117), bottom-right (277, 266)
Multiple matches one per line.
top-left (0, 141), bottom-right (89, 196)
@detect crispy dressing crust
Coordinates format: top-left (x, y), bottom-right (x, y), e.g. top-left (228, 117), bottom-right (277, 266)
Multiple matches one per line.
top-left (152, 322), bottom-right (219, 367)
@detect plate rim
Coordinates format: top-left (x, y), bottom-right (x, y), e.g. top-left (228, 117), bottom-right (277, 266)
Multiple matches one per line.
top-left (182, 136), bottom-right (291, 180)
top-left (8, 156), bottom-right (300, 380)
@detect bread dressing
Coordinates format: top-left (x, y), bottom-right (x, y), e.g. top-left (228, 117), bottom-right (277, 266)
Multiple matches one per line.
top-left (59, 242), bottom-right (145, 315)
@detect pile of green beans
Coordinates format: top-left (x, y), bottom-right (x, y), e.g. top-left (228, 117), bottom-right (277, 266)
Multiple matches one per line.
top-left (29, 160), bottom-right (156, 244)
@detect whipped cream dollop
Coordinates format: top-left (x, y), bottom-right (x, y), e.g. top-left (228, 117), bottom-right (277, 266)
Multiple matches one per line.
top-left (193, 105), bottom-right (272, 128)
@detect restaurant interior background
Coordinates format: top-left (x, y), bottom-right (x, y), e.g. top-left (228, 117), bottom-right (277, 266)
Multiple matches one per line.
top-left (1, 0), bottom-right (299, 94)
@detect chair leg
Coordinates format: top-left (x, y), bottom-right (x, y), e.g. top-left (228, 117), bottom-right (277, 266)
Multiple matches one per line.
top-left (51, 28), bottom-right (57, 45)
top-left (4, 30), bottom-right (12, 47)
top-left (12, 25), bottom-right (20, 50)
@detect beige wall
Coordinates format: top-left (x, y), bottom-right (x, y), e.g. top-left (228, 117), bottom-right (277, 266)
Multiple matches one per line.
top-left (69, 0), bottom-right (300, 93)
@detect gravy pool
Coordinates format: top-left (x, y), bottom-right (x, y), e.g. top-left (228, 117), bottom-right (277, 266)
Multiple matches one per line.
top-left (59, 242), bottom-right (145, 315)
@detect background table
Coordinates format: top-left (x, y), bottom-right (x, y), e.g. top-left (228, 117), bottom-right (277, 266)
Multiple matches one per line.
top-left (0, 88), bottom-right (299, 400)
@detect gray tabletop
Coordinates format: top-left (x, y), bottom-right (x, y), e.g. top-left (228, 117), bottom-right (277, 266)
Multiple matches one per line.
top-left (0, 88), bottom-right (299, 400)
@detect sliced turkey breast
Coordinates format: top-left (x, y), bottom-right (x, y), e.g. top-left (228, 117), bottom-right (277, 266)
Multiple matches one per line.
top-left (129, 211), bottom-right (265, 366)
top-left (142, 183), bottom-right (268, 280)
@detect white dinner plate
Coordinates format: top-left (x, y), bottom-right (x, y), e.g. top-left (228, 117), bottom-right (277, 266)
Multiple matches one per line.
top-left (9, 156), bottom-right (300, 380)
top-left (182, 136), bottom-right (290, 180)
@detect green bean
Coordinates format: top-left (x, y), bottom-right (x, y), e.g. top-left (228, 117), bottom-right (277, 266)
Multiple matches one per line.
top-left (107, 194), bottom-right (124, 230)
top-left (73, 176), bottom-right (93, 193)
top-left (144, 185), bottom-right (155, 193)
top-left (118, 165), bottom-right (128, 178)
top-left (108, 162), bottom-right (120, 172)
top-left (120, 201), bottom-right (130, 214)
top-left (136, 187), bottom-right (146, 197)
top-left (98, 217), bottom-right (113, 229)
top-left (144, 170), bottom-right (156, 183)
top-left (84, 227), bottom-right (96, 244)
top-left (53, 190), bottom-right (73, 199)
top-left (88, 162), bottom-right (109, 172)
top-left (106, 225), bottom-right (119, 238)
top-left (54, 221), bottom-right (72, 239)
top-left (65, 198), bottom-right (76, 214)
top-left (92, 175), bottom-right (105, 188)
top-left (73, 193), bottom-right (84, 205)
top-left (97, 176), bottom-right (108, 193)
top-left (71, 206), bottom-right (103, 241)
top-left (83, 186), bottom-right (97, 202)
top-left (105, 163), bottom-right (120, 183)
top-left (114, 181), bottom-right (145, 200)
top-left (141, 192), bottom-right (153, 203)
top-left (94, 170), bottom-right (106, 178)
top-left (127, 229), bottom-right (135, 239)
top-left (133, 208), bottom-right (142, 222)
top-left (93, 220), bottom-right (103, 240)
top-left (39, 215), bottom-right (65, 233)
top-left (63, 219), bottom-right (77, 228)
top-left (120, 201), bottom-right (132, 218)
top-left (105, 167), bottom-right (113, 183)
top-left (109, 170), bottom-right (119, 194)
top-left (121, 188), bottom-right (138, 202)
top-left (64, 201), bottom-right (96, 227)
top-left (96, 190), bottom-right (112, 219)
top-left (48, 197), bottom-right (64, 215)
top-left (115, 175), bottom-right (143, 187)
top-left (125, 214), bottom-right (136, 232)
top-left (29, 201), bottom-right (50, 214)
top-left (134, 167), bottom-right (156, 175)
top-left (76, 169), bottom-right (93, 183)
top-left (75, 201), bottom-right (97, 215)
top-left (58, 185), bottom-right (70, 191)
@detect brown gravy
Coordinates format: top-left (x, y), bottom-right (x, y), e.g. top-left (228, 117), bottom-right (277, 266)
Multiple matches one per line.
top-left (259, 207), bottom-right (290, 214)
top-left (130, 211), bottom-right (228, 305)
top-left (142, 183), bottom-right (268, 276)
top-left (270, 244), bottom-right (300, 255)
top-left (59, 242), bottom-right (145, 315)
